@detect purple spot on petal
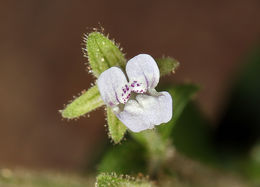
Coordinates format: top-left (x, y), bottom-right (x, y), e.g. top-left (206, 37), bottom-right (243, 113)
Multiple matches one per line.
top-left (108, 101), bottom-right (114, 106)
top-left (137, 84), bottom-right (140, 86)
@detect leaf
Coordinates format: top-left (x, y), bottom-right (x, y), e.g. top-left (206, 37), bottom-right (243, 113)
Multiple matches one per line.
top-left (131, 130), bottom-right (166, 154)
top-left (98, 141), bottom-right (146, 174)
top-left (96, 173), bottom-right (152, 187)
top-left (85, 32), bottom-right (126, 78)
top-left (158, 84), bottom-right (199, 139)
top-left (61, 85), bottom-right (104, 119)
top-left (131, 130), bottom-right (169, 176)
top-left (107, 107), bottom-right (127, 144)
top-left (156, 57), bottom-right (180, 77)
top-left (172, 102), bottom-right (218, 164)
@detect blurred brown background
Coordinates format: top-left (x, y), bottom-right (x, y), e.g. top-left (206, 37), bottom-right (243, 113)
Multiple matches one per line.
top-left (0, 0), bottom-right (259, 171)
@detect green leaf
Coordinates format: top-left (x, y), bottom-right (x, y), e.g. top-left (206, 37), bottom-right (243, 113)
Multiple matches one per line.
top-left (156, 57), bottom-right (180, 77)
top-left (158, 84), bottom-right (199, 139)
top-left (172, 102), bottom-right (218, 164)
top-left (61, 85), bottom-right (104, 119)
top-left (131, 130), bottom-right (169, 176)
top-left (96, 173), bottom-right (152, 187)
top-left (131, 130), bottom-right (166, 153)
top-left (98, 141), bottom-right (146, 174)
top-left (107, 107), bottom-right (127, 144)
top-left (85, 32), bottom-right (126, 77)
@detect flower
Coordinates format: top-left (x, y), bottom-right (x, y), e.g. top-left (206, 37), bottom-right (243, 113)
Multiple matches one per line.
top-left (97, 54), bottom-right (172, 132)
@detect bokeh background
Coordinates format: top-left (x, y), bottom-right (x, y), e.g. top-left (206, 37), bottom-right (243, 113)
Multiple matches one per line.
top-left (1, 0), bottom-right (260, 172)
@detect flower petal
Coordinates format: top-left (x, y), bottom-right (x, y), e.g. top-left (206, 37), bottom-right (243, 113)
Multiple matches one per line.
top-left (117, 99), bottom-right (150, 132)
top-left (116, 92), bottom-right (172, 132)
top-left (126, 54), bottom-right (160, 93)
top-left (97, 67), bottom-right (130, 106)
top-left (154, 91), bottom-right (173, 125)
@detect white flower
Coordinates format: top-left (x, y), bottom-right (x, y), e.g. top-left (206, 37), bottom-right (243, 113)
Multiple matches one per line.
top-left (97, 54), bottom-right (172, 132)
